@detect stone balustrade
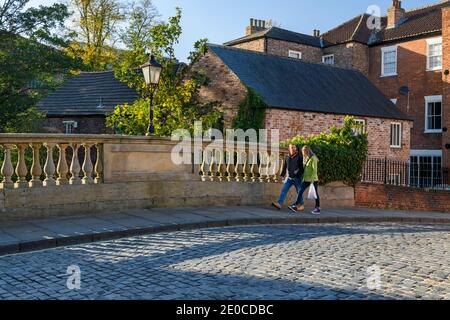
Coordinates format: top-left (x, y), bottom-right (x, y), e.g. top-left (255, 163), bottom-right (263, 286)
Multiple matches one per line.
top-left (0, 134), bottom-right (105, 189)
top-left (198, 141), bottom-right (284, 183)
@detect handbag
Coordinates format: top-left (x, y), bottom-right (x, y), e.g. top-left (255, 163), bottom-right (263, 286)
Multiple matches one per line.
top-left (308, 184), bottom-right (318, 200)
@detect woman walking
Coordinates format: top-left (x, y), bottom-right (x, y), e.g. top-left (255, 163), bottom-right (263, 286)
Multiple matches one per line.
top-left (289, 146), bottom-right (321, 215)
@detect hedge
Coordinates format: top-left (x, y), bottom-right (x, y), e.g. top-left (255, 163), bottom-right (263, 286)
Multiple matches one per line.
top-left (281, 116), bottom-right (368, 186)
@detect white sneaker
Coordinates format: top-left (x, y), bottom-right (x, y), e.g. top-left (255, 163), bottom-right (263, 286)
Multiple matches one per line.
top-left (311, 207), bottom-right (321, 215)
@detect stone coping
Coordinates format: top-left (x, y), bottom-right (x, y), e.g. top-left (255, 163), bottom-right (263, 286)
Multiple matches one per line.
top-left (0, 206), bottom-right (449, 256)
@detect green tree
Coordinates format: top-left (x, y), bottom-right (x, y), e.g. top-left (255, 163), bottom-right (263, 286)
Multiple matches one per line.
top-left (67, 0), bottom-right (125, 70)
top-left (0, 0), bottom-right (83, 133)
top-left (107, 7), bottom-right (222, 136)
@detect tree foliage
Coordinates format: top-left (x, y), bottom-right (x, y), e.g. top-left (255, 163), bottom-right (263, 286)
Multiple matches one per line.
top-left (66, 0), bottom-right (125, 70)
top-left (0, 0), bottom-right (83, 132)
top-left (107, 7), bottom-right (222, 136)
top-left (282, 117), bottom-right (369, 185)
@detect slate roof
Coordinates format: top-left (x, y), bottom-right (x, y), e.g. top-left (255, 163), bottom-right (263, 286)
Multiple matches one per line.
top-left (37, 71), bottom-right (139, 116)
top-left (208, 44), bottom-right (409, 121)
top-left (224, 26), bottom-right (325, 48)
top-left (323, 1), bottom-right (450, 46)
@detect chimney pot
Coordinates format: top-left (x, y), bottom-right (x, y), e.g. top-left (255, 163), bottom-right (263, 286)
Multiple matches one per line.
top-left (387, 0), bottom-right (405, 28)
top-left (246, 18), bottom-right (269, 35)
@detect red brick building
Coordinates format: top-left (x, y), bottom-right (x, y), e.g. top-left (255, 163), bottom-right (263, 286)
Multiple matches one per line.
top-left (194, 44), bottom-right (411, 162)
top-left (215, 0), bottom-right (450, 186)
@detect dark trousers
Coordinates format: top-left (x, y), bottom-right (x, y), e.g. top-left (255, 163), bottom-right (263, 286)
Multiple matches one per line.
top-left (296, 181), bottom-right (320, 208)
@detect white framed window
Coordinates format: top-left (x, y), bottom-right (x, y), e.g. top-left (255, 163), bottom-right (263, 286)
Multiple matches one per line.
top-left (288, 50), bottom-right (302, 59)
top-left (63, 121), bottom-right (78, 134)
top-left (390, 99), bottom-right (397, 105)
top-left (426, 37), bottom-right (442, 71)
top-left (424, 95), bottom-right (442, 133)
top-left (390, 122), bottom-right (402, 148)
top-left (352, 119), bottom-right (366, 136)
top-left (322, 54), bottom-right (335, 65)
top-left (381, 46), bottom-right (398, 77)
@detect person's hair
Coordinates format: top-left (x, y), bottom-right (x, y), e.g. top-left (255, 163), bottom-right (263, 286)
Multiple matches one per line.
top-left (302, 145), bottom-right (313, 156)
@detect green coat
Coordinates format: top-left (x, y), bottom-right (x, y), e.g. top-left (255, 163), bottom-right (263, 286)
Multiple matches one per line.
top-left (303, 155), bottom-right (319, 182)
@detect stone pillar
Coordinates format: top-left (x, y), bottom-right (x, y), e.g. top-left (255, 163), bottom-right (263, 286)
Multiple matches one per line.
top-left (14, 144), bottom-right (28, 188)
top-left (1, 144), bottom-right (15, 189)
top-left (29, 144), bottom-right (43, 188)
top-left (94, 144), bottom-right (103, 184)
top-left (442, 7), bottom-right (450, 183)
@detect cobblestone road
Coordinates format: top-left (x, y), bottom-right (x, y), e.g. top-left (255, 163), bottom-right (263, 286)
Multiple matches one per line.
top-left (0, 223), bottom-right (449, 300)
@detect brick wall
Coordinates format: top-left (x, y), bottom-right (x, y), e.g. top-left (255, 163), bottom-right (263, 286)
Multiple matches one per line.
top-left (355, 183), bottom-right (450, 213)
top-left (265, 39), bottom-right (322, 63)
top-left (41, 116), bottom-right (113, 134)
top-left (324, 42), bottom-right (369, 76)
top-left (265, 108), bottom-right (411, 161)
top-left (230, 39), bottom-right (266, 53)
top-left (368, 37), bottom-right (444, 152)
top-left (191, 50), bottom-right (247, 128)
top-left (443, 7), bottom-right (450, 173)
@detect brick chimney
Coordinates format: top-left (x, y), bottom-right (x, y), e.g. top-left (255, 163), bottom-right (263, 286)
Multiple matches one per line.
top-left (246, 18), bottom-right (268, 35)
top-left (387, 0), bottom-right (406, 29)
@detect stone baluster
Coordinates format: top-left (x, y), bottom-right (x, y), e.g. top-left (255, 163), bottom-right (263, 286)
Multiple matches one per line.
top-left (69, 144), bottom-right (81, 185)
top-left (29, 144), bottom-right (43, 188)
top-left (234, 151), bottom-right (244, 182)
top-left (258, 152), bottom-right (266, 182)
top-left (200, 149), bottom-right (208, 181)
top-left (265, 152), bottom-right (272, 183)
top-left (43, 143), bottom-right (56, 187)
top-left (217, 150), bottom-right (226, 182)
top-left (226, 151), bottom-right (235, 182)
top-left (56, 144), bottom-right (69, 185)
top-left (82, 144), bottom-right (94, 184)
top-left (1, 144), bottom-right (15, 189)
top-left (94, 144), bottom-right (103, 184)
top-left (15, 144), bottom-right (29, 188)
top-left (250, 151), bottom-right (258, 182)
top-left (243, 151), bottom-right (250, 182)
top-left (209, 149), bottom-right (218, 182)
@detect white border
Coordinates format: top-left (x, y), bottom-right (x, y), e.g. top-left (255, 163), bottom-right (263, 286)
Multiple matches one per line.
top-left (322, 54), bottom-right (335, 65)
top-left (288, 50), bottom-right (302, 59)
top-left (410, 150), bottom-right (443, 157)
top-left (390, 122), bottom-right (402, 148)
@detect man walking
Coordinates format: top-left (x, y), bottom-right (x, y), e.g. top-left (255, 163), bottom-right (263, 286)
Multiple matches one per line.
top-left (272, 144), bottom-right (304, 210)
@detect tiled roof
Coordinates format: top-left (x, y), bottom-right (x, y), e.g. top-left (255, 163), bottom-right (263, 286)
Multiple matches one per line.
top-left (208, 44), bottom-right (409, 121)
top-left (322, 14), bottom-right (372, 46)
top-left (372, 1), bottom-right (449, 44)
top-left (37, 71), bottom-right (139, 116)
top-left (224, 26), bottom-right (325, 48)
top-left (323, 1), bottom-right (450, 46)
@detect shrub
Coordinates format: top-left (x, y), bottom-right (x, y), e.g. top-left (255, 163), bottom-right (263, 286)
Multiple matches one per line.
top-left (281, 116), bottom-right (368, 186)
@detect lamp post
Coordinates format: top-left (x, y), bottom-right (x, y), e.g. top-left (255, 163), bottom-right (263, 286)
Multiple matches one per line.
top-left (141, 55), bottom-right (162, 136)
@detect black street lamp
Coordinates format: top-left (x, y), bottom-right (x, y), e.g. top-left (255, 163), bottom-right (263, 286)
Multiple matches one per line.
top-left (141, 55), bottom-right (162, 136)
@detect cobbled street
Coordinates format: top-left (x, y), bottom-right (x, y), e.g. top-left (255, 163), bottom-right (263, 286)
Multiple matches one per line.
top-left (0, 223), bottom-right (449, 300)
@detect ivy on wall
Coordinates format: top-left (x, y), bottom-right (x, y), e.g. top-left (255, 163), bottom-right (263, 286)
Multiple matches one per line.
top-left (232, 86), bottom-right (267, 131)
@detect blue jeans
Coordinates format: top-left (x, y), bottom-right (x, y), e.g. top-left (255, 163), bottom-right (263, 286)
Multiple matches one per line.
top-left (278, 177), bottom-right (302, 205)
top-left (296, 181), bottom-right (320, 208)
